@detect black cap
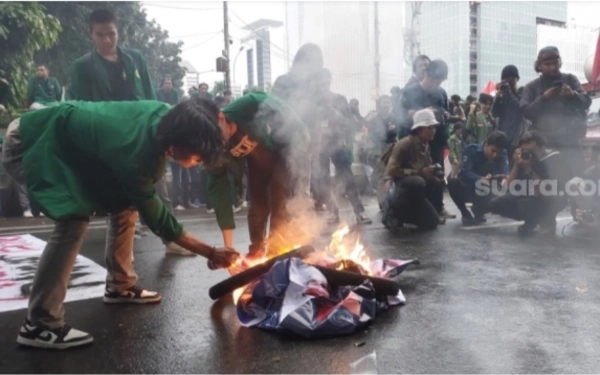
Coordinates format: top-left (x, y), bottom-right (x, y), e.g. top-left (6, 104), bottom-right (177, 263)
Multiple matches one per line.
top-left (501, 65), bottom-right (519, 80)
top-left (538, 46), bottom-right (560, 61)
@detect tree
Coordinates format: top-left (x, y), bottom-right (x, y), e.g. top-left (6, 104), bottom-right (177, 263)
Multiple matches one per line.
top-left (0, 2), bottom-right (61, 114)
top-left (212, 80), bottom-right (225, 96)
top-left (35, 2), bottom-right (185, 91)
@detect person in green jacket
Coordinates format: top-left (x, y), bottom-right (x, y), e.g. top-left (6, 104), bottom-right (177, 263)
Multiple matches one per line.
top-left (1, 99), bottom-right (240, 349)
top-left (448, 122), bottom-right (466, 178)
top-left (205, 91), bottom-right (309, 258)
top-left (155, 77), bottom-right (180, 105)
top-left (466, 93), bottom-right (497, 144)
top-left (69, 9), bottom-right (155, 102)
top-left (26, 63), bottom-right (62, 109)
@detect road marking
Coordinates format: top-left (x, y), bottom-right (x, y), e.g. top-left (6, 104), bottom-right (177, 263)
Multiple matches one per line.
top-left (460, 216), bottom-right (572, 230)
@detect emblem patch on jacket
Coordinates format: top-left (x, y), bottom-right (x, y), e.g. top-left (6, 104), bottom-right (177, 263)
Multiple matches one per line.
top-left (230, 135), bottom-right (258, 157)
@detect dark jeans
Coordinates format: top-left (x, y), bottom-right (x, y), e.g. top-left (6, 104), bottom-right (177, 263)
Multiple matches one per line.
top-left (447, 178), bottom-right (493, 217)
top-left (490, 193), bottom-right (567, 226)
top-left (247, 144), bottom-right (291, 255)
top-left (189, 166), bottom-right (201, 204)
top-left (383, 176), bottom-right (443, 230)
top-left (170, 162), bottom-right (190, 207)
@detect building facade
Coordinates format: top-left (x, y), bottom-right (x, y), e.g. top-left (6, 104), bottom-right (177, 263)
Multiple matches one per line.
top-left (412, 1), bottom-right (568, 97)
top-left (285, 2), bottom-right (404, 113)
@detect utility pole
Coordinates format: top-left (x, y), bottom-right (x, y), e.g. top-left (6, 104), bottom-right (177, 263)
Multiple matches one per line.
top-left (223, 1), bottom-right (231, 91)
top-left (374, 2), bottom-right (380, 98)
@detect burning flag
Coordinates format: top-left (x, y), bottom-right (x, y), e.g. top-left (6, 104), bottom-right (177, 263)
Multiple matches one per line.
top-left (216, 224), bottom-right (419, 338)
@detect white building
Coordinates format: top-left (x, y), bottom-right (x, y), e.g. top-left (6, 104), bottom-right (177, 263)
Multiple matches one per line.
top-left (536, 24), bottom-right (598, 83)
top-left (285, 2), bottom-right (404, 113)
top-left (180, 60), bottom-right (199, 94)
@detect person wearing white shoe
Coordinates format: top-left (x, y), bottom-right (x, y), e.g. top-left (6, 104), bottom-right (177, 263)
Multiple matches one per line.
top-left (2, 99), bottom-right (240, 349)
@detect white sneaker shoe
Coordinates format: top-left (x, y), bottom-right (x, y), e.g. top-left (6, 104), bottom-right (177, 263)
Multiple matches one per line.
top-left (165, 243), bottom-right (196, 256)
top-left (232, 205), bottom-right (242, 213)
top-left (206, 208), bottom-right (215, 214)
top-left (23, 210), bottom-right (33, 218)
top-left (174, 205), bottom-right (185, 211)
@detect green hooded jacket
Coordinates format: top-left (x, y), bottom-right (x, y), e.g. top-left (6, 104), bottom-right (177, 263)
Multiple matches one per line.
top-left (19, 101), bottom-right (183, 241)
top-left (206, 91), bottom-right (309, 231)
top-left (69, 47), bottom-right (156, 102)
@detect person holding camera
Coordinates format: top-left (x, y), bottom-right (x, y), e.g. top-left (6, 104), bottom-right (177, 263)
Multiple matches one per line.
top-left (465, 93), bottom-right (496, 145)
top-left (520, 46), bottom-right (591, 176)
top-left (492, 65), bottom-right (526, 160)
top-left (448, 131), bottom-right (510, 225)
top-left (489, 131), bottom-right (573, 235)
top-left (380, 108), bottom-right (446, 231)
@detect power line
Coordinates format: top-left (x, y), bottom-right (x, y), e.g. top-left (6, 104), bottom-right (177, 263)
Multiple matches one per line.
top-left (171, 31), bottom-right (223, 39)
top-left (182, 32), bottom-right (223, 51)
top-left (143, 4), bottom-right (222, 11)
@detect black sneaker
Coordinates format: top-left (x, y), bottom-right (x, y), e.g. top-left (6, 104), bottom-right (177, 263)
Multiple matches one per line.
top-left (103, 285), bottom-right (162, 304)
top-left (17, 320), bottom-right (93, 349)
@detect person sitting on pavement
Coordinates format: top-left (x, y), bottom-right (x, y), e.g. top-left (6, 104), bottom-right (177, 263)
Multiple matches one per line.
top-left (490, 131), bottom-right (573, 235)
top-left (1, 99), bottom-right (240, 349)
top-left (397, 59), bottom-right (455, 220)
top-left (26, 63), bottom-right (62, 110)
top-left (465, 93), bottom-right (496, 145)
top-left (204, 91), bottom-right (310, 258)
top-left (448, 122), bottom-right (466, 178)
top-left (448, 131), bottom-right (510, 226)
top-left (381, 108), bottom-right (446, 231)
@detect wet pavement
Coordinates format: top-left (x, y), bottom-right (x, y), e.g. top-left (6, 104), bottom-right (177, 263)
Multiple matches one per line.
top-left (1, 198), bottom-right (600, 373)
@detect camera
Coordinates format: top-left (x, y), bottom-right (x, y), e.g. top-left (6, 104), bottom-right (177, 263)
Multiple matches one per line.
top-left (521, 150), bottom-right (533, 161)
top-left (499, 81), bottom-right (509, 91)
top-left (432, 163), bottom-right (445, 179)
top-left (552, 79), bottom-right (564, 88)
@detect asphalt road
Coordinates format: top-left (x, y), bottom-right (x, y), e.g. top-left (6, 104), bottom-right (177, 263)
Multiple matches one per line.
top-left (1, 198), bottom-right (600, 374)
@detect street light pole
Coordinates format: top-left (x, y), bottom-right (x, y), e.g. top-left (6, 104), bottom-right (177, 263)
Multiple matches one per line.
top-left (223, 1), bottom-right (231, 91)
top-left (232, 46), bottom-right (245, 89)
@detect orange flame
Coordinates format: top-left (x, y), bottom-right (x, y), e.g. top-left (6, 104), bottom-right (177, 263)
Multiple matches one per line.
top-left (230, 223), bottom-right (369, 305)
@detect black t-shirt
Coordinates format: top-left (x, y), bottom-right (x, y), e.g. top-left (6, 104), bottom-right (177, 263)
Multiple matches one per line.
top-left (100, 57), bottom-right (135, 101)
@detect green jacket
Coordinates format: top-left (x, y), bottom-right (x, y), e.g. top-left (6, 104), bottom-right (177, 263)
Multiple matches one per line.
top-left (70, 47), bottom-right (156, 102)
top-left (206, 91), bottom-right (308, 231)
top-left (27, 76), bottom-right (62, 105)
top-left (448, 134), bottom-right (465, 165)
top-left (466, 111), bottom-right (497, 144)
top-left (19, 101), bottom-right (184, 241)
top-left (155, 89), bottom-right (180, 105)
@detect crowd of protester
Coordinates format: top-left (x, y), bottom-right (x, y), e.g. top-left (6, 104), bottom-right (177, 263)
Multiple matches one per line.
top-left (0, 7), bottom-right (598, 350)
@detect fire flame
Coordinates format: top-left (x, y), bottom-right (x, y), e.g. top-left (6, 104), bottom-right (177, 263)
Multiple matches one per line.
top-left (230, 224), bottom-right (370, 305)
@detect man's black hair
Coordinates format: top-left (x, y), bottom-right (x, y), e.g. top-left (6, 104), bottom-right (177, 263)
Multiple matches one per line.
top-left (425, 59), bottom-right (448, 80)
top-left (518, 131), bottom-right (547, 148)
top-left (223, 90), bottom-right (232, 96)
top-left (412, 55), bottom-right (430, 73)
top-left (89, 9), bottom-right (117, 30)
top-left (466, 95), bottom-right (476, 102)
top-left (156, 98), bottom-right (224, 164)
top-left (36, 63), bottom-right (47, 69)
top-left (199, 82), bottom-right (209, 89)
top-left (486, 131), bottom-right (509, 150)
top-left (292, 43), bottom-right (324, 72)
top-left (376, 95), bottom-right (391, 108)
top-left (451, 94), bottom-right (461, 103)
top-left (453, 122), bottom-right (464, 132)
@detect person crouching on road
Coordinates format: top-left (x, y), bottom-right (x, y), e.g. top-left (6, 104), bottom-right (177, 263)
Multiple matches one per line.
top-left (1, 99), bottom-right (240, 350)
top-left (490, 131), bottom-right (573, 236)
top-left (381, 108), bottom-right (446, 231)
top-left (448, 131), bottom-right (510, 226)
top-left (204, 91), bottom-right (310, 259)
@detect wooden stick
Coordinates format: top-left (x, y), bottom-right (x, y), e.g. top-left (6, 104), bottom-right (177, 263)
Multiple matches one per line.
top-left (313, 266), bottom-right (401, 297)
top-left (208, 245), bottom-right (315, 300)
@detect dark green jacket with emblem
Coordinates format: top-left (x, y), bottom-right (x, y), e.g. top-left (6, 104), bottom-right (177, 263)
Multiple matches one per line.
top-left (206, 91), bottom-right (309, 231)
top-left (19, 101), bottom-right (183, 241)
top-left (27, 76), bottom-right (62, 105)
top-left (69, 47), bottom-right (156, 102)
